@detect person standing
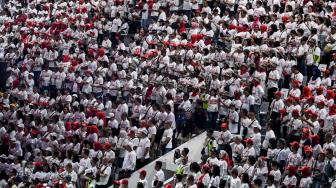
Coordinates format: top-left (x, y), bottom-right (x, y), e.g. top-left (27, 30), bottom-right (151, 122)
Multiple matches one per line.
top-left (96, 157), bottom-right (112, 188)
top-left (306, 39), bottom-right (321, 80)
top-left (267, 63), bottom-right (280, 102)
top-left (152, 161), bottom-right (165, 188)
top-left (160, 122), bottom-right (173, 155)
top-left (136, 128), bottom-right (151, 169)
top-left (120, 142), bottom-right (137, 179)
top-left (141, 1), bottom-right (149, 29)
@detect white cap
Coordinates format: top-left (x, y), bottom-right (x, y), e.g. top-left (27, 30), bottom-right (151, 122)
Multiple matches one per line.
top-left (119, 130), bottom-right (127, 138)
top-left (72, 101), bottom-right (79, 107)
top-left (17, 123), bottom-right (24, 128)
top-left (130, 126), bottom-right (138, 132)
top-left (45, 147), bottom-right (52, 152)
top-left (107, 113), bottom-right (114, 118)
top-left (138, 128), bottom-right (148, 135)
top-left (58, 135), bottom-right (64, 140)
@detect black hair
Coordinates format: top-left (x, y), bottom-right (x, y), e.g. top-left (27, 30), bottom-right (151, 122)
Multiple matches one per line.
top-left (176, 174), bottom-right (183, 182)
top-left (164, 104), bottom-right (171, 112)
top-left (212, 165), bottom-right (220, 177)
top-left (137, 182), bottom-right (144, 188)
top-left (156, 161), bottom-right (162, 168)
top-left (271, 161), bottom-right (278, 168)
top-left (254, 179), bottom-right (262, 186)
top-left (190, 162), bottom-right (201, 173)
top-left (183, 148), bottom-right (189, 155)
top-left (242, 173), bottom-right (249, 183)
top-left (267, 174), bottom-right (275, 183)
top-left (248, 156), bottom-right (256, 165)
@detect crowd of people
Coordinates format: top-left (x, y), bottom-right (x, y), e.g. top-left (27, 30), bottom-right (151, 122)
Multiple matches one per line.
top-left (2, 0), bottom-right (336, 187)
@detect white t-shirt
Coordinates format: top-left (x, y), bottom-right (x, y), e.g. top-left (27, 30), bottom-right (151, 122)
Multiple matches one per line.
top-left (207, 96), bottom-right (219, 112)
top-left (122, 150), bottom-right (136, 171)
top-left (142, 4), bottom-right (149, 19)
top-left (96, 165), bottom-right (111, 185)
top-left (267, 70), bottom-right (280, 88)
top-left (283, 175), bottom-right (297, 187)
top-left (161, 128), bottom-right (173, 148)
top-left (136, 137), bottom-right (151, 159)
top-left (229, 176), bottom-right (241, 188)
top-left (152, 169), bottom-right (165, 187)
top-left (299, 177), bottom-right (312, 188)
top-left (138, 179), bottom-right (149, 188)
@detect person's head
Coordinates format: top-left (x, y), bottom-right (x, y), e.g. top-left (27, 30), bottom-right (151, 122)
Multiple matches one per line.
top-left (245, 138), bottom-right (253, 147)
top-left (317, 152), bottom-right (325, 161)
top-left (182, 148), bottom-right (189, 157)
top-left (124, 142), bottom-right (133, 152)
top-left (309, 39), bottom-right (316, 47)
top-left (211, 165), bottom-right (220, 177)
top-left (274, 91), bottom-right (281, 100)
top-left (271, 161), bottom-right (278, 170)
top-left (290, 141), bottom-right (300, 152)
top-left (242, 173), bottom-right (249, 183)
top-left (155, 161), bottom-right (162, 171)
top-left (82, 148), bottom-right (89, 158)
top-left (139, 169), bottom-right (147, 180)
top-left (190, 162), bottom-right (200, 173)
top-left (65, 163), bottom-right (72, 172)
top-left (206, 129), bottom-right (214, 138)
top-left (210, 149), bottom-right (217, 158)
top-left (266, 175), bottom-right (275, 186)
top-left (186, 175), bottom-right (194, 185)
top-left (243, 89), bottom-right (250, 96)
top-left (277, 139), bottom-right (286, 149)
top-left (165, 104), bottom-right (171, 113)
top-left (164, 122), bottom-right (171, 129)
top-left (325, 133), bottom-right (333, 143)
top-left (326, 148), bottom-right (334, 159)
top-left (90, 157), bottom-right (98, 166)
top-left (231, 168), bottom-right (238, 178)
top-left (136, 182), bottom-right (144, 188)
top-left (102, 157), bottom-right (110, 165)
top-left (253, 179), bottom-right (262, 187)
top-left (175, 174), bottom-right (183, 183)
top-left (248, 111), bottom-right (255, 119)
top-left (248, 156), bottom-right (256, 166)
top-left (201, 164), bottom-right (210, 174)
top-left (135, 98), bottom-right (142, 105)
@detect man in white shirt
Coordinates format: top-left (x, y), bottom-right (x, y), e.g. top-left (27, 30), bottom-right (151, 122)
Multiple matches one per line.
top-left (136, 128), bottom-right (151, 169)
top-left (306, 39), bottom-right (321, 80)
top-left (178, 94), bottom-right (191, 112)
top-left (101, 35), bottom-right (112, 49)
top-left (296, 37), bottom-right (308, 75)
top-left (160, 122), bottom-right (173, 155)
top-left (96, 157), bottom-right (112, 188)
top-left (141, 2), bottom-right (149, 29)
top-left (119, 141), bottom-right (136, 179)
top-left (39, 66), bottom-right (52, 92)
top-left (218, 123), bottom-right (232, 154)
top-left (60, 163), bottom-right (78, 187)
top-left (138, 169), bottom-right (148, 188)
top-left (165, 104), bottom-right (176, 130)
top-left (291, 65), bottom-right (304, 85)
top-left (267, 63), bottom-right (280, 102)
top-left (152, 161), bottom-right (165, 188)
